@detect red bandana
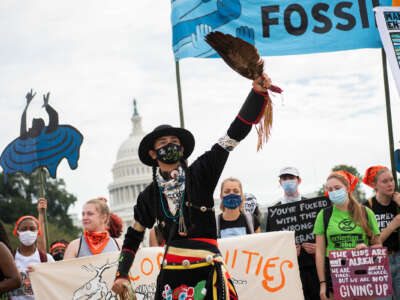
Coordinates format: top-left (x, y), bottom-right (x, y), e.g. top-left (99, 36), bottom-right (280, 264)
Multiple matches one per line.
top-left (84, 230), bottom-right (110, 255)
top-left (13, 215), bottom-right (42, 236)
top-left (324, 170), bottom-right (359, 196)
top-left (363, 166), bottom-right (386, 188)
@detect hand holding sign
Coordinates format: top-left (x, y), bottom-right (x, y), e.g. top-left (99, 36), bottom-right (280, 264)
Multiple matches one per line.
top-left (392, 192), bottom-right (400, 206)
top-left (302, 243), bottom-right (316, 255)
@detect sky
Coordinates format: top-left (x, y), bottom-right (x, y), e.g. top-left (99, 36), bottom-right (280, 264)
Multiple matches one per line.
top-left (1, 1), bottom-right (400, 219)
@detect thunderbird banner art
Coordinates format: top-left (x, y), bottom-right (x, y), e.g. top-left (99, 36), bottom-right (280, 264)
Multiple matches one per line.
top-left (170, 0), bottom-right (391, 60)
top-left (0, 91), bottom-right (83, 181)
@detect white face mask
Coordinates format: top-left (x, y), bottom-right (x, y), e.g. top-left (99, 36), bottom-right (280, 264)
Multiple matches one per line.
top-left (18, 231), bottom-right (38, 246)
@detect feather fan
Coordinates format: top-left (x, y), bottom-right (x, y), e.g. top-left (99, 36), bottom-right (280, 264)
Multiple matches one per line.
top-left (205, 31), bottom-right (282, 150)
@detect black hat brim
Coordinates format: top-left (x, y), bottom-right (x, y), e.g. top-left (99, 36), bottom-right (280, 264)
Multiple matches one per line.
top-left (139, 126), bottom-right (195, 166)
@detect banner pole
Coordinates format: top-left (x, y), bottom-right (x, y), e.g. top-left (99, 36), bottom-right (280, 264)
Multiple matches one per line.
top-left (39, 168), bottom-right (50, 251)
top-left (381, 48), bottom-right (398, 188)
top-left (175, 60), bottom-right (185, 128)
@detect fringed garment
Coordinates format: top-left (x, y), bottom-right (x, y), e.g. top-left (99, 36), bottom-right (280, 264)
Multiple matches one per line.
top-left (155, 239), bottom-right (237, 300)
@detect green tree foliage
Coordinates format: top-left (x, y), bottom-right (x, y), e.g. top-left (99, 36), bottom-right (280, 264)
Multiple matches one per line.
top-left (0, 169), bottom-right (80, 246)
top-left (317, 164), bottom-right (367, 203)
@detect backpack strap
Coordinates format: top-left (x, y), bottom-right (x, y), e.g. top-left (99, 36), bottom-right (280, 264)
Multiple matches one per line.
top-left (243, 212), bottom-right (255, 234)
top-left (323, 206), bottom-right (334, 247)
top-left (38, 249), bottom-right (48, 263)
top-left (367, 198), bottom-right (373, 209)
top-left (112, 237), bottom-right (121, 251)
top-left (363, 206), bottom-right (371, 241)
top-left (13, 248), bottom-right (47, 262)
top-left (77, 234), bottom-right (83, 257)
top-left (215, 214), bottom-right (222, 238)
top-left (323, 206), bottom-right (333, 234)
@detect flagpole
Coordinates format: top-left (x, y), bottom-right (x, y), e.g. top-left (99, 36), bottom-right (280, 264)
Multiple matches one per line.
top-left (381, 48), bottom-right (398, 188)
top-left (39, 168), bottom-right (50, 251)
top-left (175, 60), bottom-right (185, 128)
top-left (381, 48), bottom-right (400, 248)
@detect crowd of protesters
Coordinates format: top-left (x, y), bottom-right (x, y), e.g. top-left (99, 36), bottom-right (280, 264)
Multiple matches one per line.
top-left (0, 164), bottom-right (399, 299)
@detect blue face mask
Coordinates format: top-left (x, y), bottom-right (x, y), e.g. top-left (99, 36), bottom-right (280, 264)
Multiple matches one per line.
top-left (328, 188), bottom-right (347, 205)
top-left (282, 179), bottom-right (298, 195)
top-left (222, 194), bottom-right (242, 209)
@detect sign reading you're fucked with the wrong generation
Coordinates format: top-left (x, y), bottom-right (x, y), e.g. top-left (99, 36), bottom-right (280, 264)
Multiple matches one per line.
top-left (267, 196), bottom-right (330, 244)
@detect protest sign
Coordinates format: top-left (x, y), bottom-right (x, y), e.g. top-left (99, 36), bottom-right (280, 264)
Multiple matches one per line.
top-left (375, 7), bottom-right (400, 97)
top-left (329, 247), bottom-right (392, 299)
top-left (267, 196), bottom-right (330, 244)
top-left (0, 91), bottom-right (83, 182)
top-left (30, 232), bottom-right (304, 299)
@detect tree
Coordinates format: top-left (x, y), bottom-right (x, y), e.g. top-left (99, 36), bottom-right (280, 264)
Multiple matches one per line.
top-left (317, 164), bottom-right (367, 203)
top-left (0, 169), bottom-right (80, 240)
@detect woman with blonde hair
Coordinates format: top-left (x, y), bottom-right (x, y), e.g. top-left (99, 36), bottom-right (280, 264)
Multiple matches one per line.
top-left (64, 197), bottom-right (122, 259)
top-left (313, 171), bottom-right (381, 300)
top-left (363, 166), bottom-right (400, 300)
top-left (216, 177), bottom-right (260, 238)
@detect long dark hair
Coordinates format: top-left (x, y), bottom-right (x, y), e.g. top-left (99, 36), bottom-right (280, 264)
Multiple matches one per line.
top-left (179, 157), bottom-right (193, 231)
top-left (0, 220), bottom-right (12, 251)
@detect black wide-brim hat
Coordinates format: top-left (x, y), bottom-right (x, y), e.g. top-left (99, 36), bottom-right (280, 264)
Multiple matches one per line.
top-left (139, 124), bottom-right (195, 166)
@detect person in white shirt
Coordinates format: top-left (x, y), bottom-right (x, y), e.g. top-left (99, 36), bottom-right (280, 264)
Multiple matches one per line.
top-left (269, 166), bottom-right (320, 300)
top-left (277, 166), bottom-right (303, 204)
top-left (10, 216), bottom-right (54, 300)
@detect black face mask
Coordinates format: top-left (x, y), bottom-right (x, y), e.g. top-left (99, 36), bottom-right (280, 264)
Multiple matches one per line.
top-left (155, 143), bottom-right (183, 165)
top-left (52, 252), bottom-right (64, 261)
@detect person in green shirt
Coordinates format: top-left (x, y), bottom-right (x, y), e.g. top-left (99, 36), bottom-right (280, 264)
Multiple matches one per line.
top-left (313, 171), bottom-right (381, 300)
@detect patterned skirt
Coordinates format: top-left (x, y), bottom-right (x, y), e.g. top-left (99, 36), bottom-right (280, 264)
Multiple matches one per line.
top-left (155, 238), bottom-right (238, 300)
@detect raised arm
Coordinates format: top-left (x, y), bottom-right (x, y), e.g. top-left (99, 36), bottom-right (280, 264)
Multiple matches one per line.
top-left (190, 73), bottom-right (272, 193)
top-left (43, 92), bottom-right (59, 134)
top-left (36, 198), bottom-right (47, 253)
top-left (20, 89), bottom-right (36, 139)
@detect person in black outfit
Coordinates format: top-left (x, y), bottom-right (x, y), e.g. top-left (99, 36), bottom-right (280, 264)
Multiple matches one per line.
top-left (266, 167), bottom-right (320, 300)
top-left (112, 73), bottom-right (273, 300)
top-left (363, 166), bottom-right (400, 300)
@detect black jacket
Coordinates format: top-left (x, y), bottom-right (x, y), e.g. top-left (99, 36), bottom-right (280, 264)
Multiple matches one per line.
top-left (133, 89), bottom-right (266, 243)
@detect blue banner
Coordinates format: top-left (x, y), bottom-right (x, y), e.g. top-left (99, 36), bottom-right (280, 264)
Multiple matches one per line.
top-left (171, 0), bottom-right (392, 60)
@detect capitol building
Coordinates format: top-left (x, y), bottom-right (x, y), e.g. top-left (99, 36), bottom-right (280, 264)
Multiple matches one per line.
top-left (108, 101), bottom-right (152, 242)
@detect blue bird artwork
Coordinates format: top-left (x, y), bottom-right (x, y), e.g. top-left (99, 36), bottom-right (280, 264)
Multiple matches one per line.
top-left (0, 90), bottom-right (83, 182)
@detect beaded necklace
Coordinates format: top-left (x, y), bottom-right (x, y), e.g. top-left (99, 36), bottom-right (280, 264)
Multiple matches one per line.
top-left (159, 189), bottom-right (185, 222)
top-left (159, 188), bottom-right (188, 236)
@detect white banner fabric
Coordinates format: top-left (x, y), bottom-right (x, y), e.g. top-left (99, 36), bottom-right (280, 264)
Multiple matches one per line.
top-left (30, 231), bottom-right (304, 300)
